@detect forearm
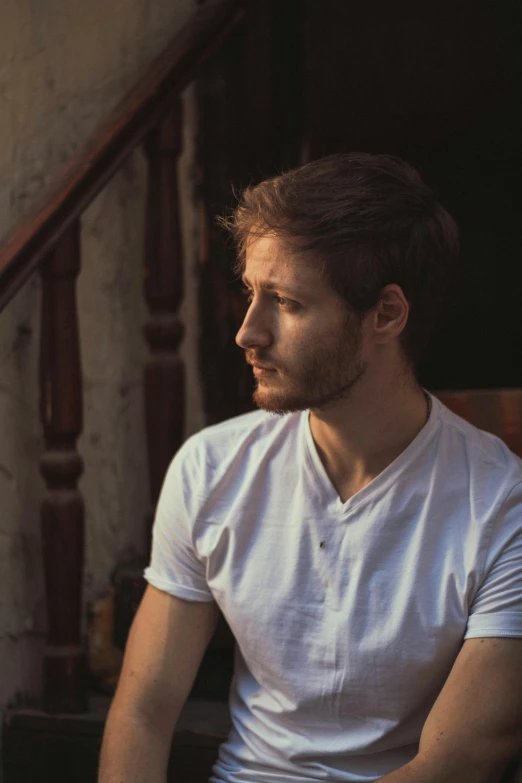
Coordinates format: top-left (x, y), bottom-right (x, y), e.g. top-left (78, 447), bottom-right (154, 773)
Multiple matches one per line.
top-left (377, 756), bottom-right (435, 782)
top-left (378, 753), bottom-right (504, 783)
top-left (98, 703), bottom-right (173, 783)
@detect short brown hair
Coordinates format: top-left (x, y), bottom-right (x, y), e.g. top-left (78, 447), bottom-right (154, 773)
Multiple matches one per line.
top-left (218, 152), bottom-right (460, 370)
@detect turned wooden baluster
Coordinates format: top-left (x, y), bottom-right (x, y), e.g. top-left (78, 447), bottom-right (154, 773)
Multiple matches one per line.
top-left (39, 221), bottom-right (87, 713)
top-left (143, 99), bottom-right (185, 549)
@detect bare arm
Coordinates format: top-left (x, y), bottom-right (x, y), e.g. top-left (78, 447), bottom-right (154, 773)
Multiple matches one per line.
top-left (98, 584), bottom-right (220, 783)
top-left (378, 637), bottom-right (522, 782)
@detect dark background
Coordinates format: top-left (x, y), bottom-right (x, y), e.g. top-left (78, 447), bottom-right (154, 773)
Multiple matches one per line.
top-left (197, 0), bottom-right (522, 427)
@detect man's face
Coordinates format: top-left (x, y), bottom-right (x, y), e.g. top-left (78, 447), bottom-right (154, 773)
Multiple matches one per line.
top-left (235, 233), bottom-right (369, 416)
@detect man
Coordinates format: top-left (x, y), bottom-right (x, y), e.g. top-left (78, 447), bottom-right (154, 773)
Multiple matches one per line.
top-left (98, 153), bottom-right (522, 782)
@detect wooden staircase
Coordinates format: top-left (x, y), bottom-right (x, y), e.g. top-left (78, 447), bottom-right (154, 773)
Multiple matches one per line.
top-left (0, 1), bottom-right (244, 780)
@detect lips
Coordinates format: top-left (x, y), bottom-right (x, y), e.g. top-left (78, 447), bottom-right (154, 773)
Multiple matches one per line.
top-left (249, 361), bottom-right (276, 370)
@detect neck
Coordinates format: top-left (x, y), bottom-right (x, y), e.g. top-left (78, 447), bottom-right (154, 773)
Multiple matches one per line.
top-left (309, 373), bottom-right (429, 497)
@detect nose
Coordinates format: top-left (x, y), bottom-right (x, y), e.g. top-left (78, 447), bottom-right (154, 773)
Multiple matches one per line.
top-left (235, 303), bottom-right (273, 351)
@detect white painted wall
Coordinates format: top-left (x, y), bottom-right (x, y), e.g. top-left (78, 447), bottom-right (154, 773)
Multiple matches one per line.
top-left (0, 0), bottom-right (204, 723)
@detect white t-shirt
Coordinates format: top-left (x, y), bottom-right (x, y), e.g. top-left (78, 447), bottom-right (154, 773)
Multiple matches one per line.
top-left (144, 391), bottom-right (522, 783)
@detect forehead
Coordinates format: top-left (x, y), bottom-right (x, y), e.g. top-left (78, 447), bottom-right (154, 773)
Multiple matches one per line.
top-left (243, 233), bottom-right (322, 294)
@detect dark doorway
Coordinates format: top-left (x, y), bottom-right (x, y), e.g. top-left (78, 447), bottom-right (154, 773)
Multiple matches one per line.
top-left (304, 0), bottom-right (522, 391)
top-left (197, 0), bottom-right (522, 430)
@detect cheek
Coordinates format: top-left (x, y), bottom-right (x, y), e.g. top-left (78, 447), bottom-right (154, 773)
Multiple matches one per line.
top-left (279, 309), bottom-right (350, 352)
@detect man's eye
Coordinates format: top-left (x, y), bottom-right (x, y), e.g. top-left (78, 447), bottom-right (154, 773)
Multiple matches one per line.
top-left (240, 287), bottom-right (294, 309)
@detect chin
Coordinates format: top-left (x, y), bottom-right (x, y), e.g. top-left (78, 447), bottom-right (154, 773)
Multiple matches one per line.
top-left (252, 387), bottom-right (308, 416)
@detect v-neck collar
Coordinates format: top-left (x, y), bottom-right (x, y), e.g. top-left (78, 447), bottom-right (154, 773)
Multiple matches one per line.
top-left (303, 389), bottom-right (442, 518)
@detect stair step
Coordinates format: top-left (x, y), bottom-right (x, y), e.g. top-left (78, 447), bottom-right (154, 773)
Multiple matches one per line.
top-left (2, 694), bottom-right (231, 783)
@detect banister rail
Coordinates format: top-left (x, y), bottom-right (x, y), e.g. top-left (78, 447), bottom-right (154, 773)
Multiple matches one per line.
top-left (0, 0), bottom-right (245, 715)
top-left (0, 0), bottom-right (245, 312)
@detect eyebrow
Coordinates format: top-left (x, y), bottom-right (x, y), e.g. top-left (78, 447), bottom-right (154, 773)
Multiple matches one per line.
top-left (241, 274), bottom-right (303, 297)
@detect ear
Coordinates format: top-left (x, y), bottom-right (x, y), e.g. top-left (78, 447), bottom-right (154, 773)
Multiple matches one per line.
top-left (373, 284), bottom-right (409, 344)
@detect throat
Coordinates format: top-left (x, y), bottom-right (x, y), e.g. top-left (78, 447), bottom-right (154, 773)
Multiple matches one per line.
top-left (325, 466), bottom-right (377, 504)
top-left (309, 388), bottom-right (431, 503)
top-left (315, 437), bottom-right (416, 504)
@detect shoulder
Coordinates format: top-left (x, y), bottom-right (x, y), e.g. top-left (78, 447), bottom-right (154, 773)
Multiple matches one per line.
top-left (434, 395), bottom-right (522, 509)
top-left (436, 396), bottom-right (522, 475)
top-left (175, 408), bottom-right (301, 494)
top-left (193, 407), bottom-right (300, 458)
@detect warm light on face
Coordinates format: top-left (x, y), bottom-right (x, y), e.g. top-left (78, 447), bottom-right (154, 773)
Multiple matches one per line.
top-left (235, 234), bottom-right (369, 417)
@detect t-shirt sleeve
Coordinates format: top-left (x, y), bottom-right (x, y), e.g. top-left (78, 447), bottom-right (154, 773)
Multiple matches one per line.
top-left (465, 480), bottom-right (522, 639)
top-left (143, 435), bottom-right (214, 602)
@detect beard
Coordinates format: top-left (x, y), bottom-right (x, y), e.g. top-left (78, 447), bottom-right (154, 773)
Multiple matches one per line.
top-left (251, 316), bottom-right (368, 417)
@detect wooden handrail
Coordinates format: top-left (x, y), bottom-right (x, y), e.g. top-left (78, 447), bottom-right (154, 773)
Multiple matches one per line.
top-left (0, 0), bottom-right (245, 716)
top-left (0, 0), bottom-right (245, 312)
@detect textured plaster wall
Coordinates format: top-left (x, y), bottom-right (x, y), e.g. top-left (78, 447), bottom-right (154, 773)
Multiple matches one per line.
top-left (0, 0), bottom-right (203, 719)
